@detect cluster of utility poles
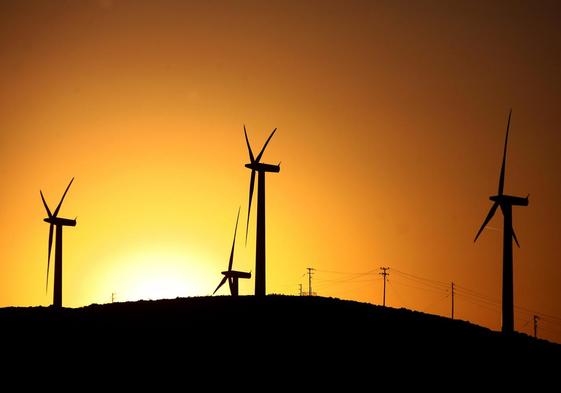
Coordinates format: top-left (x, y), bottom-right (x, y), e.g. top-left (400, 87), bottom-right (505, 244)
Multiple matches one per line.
top-left (298, 268), bottom-right (315, 296)
top-left (297, 265), bottom-right (545, 340)
top-left (307, 267), bottom-right (314, 296)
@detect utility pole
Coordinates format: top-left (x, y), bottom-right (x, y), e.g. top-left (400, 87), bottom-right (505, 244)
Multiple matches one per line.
top-left (298, 284), bottom-right (303, 296)
top-left (379, 267), bottom-right (389, 307)
top-left (534, 315), bottom-right (539, 338)
top-left (451, 282), bottom-right (455, 319)
top-left (111, 292), bottom-right (116, 303)
top-left (307, 267), bottom-right (314, 296)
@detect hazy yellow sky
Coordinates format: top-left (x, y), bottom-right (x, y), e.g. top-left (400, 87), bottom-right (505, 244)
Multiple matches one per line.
top-left (1, 1), bottom-right (560, 342)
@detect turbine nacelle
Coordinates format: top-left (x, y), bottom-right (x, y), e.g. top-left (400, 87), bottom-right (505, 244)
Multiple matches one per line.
top-left (221, 270), bottom-right (252, 279)
top-left (43, 217), bottom-right (77, 226)
top-left (489, 194), bottom-right (529, 206)
top-left (244, 162), bottom-right (280, 173)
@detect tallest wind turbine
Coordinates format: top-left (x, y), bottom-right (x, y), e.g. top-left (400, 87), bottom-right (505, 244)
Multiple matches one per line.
top-left (243, 126), bottom-right (280, 297)
top-left (474, 110), bottom-right (528, 334)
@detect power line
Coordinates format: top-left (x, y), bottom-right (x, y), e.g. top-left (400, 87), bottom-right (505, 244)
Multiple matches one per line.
top-left (453, 294), bottom-right (537, 336)
top-left (454, 290), bottom-right (500, 309)
top-left (455, 292), bottom-right (501, 314)
top-left (421, 293), bottom-right (450, 314)
top-left (391, 268), bottom-right (449, 287)
top-left (389, 276), bottom-right (449, 295)
top-left (535, 322), bottom-right (561, 336)
top-left (314, 278), bottom-right (382, 286)
top-left (454, 283), bottom-right (498, 300)
top-left (305, 265), bottom-right (561, 341)
top-left (314, 268), bottom-right (378, 275)
top-left (337, 280), bottom-right (384, 295)
top-left (451, 285), bottom-right (558, 333)
top-left (315, 275), bottom-right (377, 284)
top-left (513, 305), bottom-right (561, 325)
top-left (521, 317), bottom-right (533, 329)
top-left (386, 279), bottom-right (407, 307)
top-left (316, 267), bottom-right (558, 326)
top-left (391, 271), bottom-right (449, 292)
top-left (453, 286), bottom-right (500, 306)
top-left (313, 277), bottom-right (383, 291)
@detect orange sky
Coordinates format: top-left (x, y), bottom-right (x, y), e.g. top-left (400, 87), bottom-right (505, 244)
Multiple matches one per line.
top-left (1, 0), bottom-right (561, 343)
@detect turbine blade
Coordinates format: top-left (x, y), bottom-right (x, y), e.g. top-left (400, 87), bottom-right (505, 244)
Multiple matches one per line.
top-left (255, 128), bottom-right (277, 163)
top-left (229, 207), bottom-right (240, 272)
top-left (228, 277), bottom-right (234, 294)
top-left (474, 202), bottom-right (499, 242)
top-left (244, 125), bottom-right (255, 163)
top-left (53, 177), bottom-right (74, 217)
top-left (498, 110), bottom-right (511, 196)
top-left (46, 224), bottom-right (53, 293)
top-left (245, 170), bottom-right (255, 244)
top-left (40, 191), bottom-right (52, 218)
top-left (213, 276), bottom-right (228, 295)
top-left (512, 227), bottom-right (520, 248)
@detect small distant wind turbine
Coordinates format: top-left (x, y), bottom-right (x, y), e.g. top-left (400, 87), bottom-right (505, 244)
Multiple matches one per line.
top-left (40, 178), bottom-right (77, 308)
top-left (213, 207), bottom-right (251, 296)
top-left (243, 125), bottom-right (280, 297)
top-left (474, 110), bottom-right (529, 334)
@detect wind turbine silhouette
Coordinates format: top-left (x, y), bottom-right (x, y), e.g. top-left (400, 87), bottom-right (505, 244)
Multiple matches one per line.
top-left (243, 125), bottom-right (280, 297)
top-left (213, 207), bottom-right (251, 296)
top-left (474, 110), bottom-right (529, 334)
top-left (40, 178), bottom-right (77, 309)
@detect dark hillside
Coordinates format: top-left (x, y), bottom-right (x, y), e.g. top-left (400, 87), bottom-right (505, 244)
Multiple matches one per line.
top-left (1, 295), bottom-right (558, 378)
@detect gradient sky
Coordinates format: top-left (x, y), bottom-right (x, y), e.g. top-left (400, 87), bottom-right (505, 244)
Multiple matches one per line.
top-left (1, 0), bottom-right (560, 343)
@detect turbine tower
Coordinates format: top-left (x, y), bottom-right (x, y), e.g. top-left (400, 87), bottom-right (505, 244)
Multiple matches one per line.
top-left (40, 178), bottom-right (77, 309)
top-left (213, 207), bottom-right (251, 296)
top-left (474, 110), bottom-right (528, 334)
top-left (243, 126), bottom-right (280, 297)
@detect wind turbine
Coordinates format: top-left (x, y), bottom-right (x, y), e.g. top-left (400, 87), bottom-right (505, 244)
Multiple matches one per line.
top-left (474, 110), bottom-right (528, 334)
top-left (213, 207), bottom-right (251, 296)
top-left (40, 178), bottom-right (77, 308)
top-left (243, 125), bottom-right (280, 297)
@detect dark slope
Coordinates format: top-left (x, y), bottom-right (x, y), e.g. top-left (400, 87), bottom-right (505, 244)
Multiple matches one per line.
top-left (1, 295), bottom-right (559, 376)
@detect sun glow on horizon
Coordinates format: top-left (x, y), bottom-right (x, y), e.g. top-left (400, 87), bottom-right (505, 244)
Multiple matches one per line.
top-left (99, 249), bottom-right (216, 303)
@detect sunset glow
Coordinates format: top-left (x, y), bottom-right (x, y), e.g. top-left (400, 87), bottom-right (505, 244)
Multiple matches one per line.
top-left (1, 0), bottom-right (560, 343)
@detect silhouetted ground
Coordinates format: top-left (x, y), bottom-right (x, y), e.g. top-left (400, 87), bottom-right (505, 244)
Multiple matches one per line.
top-left (1, 296), bottom-right (558, 381)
